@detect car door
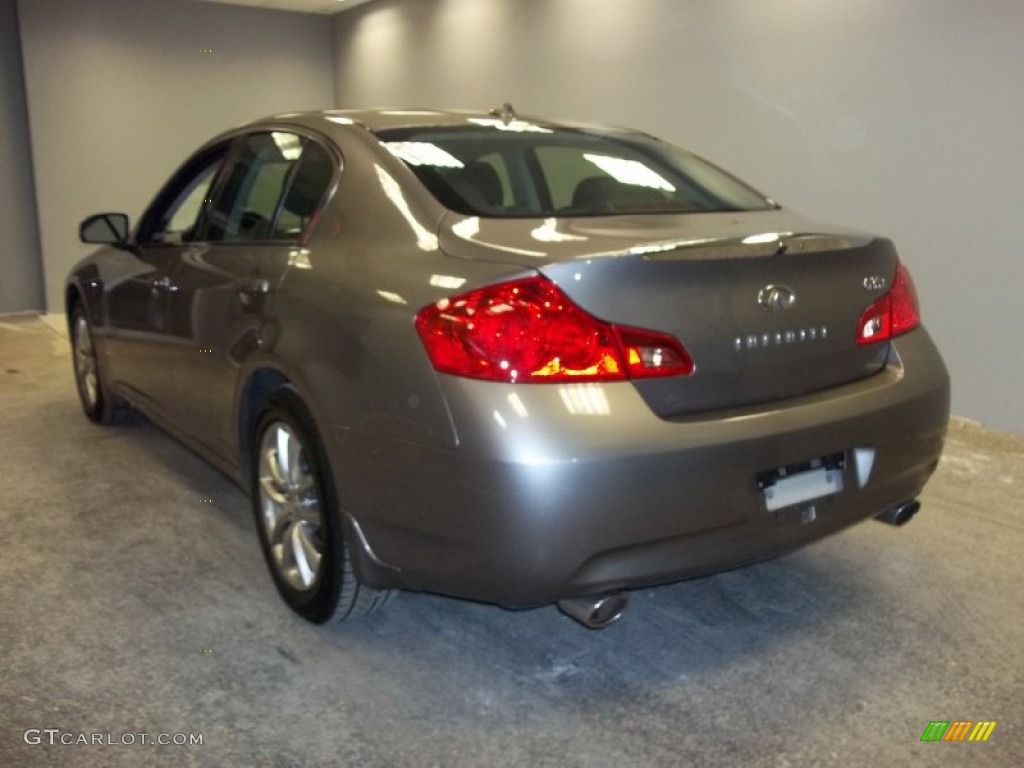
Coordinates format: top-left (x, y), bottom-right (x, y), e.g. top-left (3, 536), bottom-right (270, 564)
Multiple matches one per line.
top-left (165, 131), bottom-right (338, 461)
top-left (105, 142), bottom-right (231, 413)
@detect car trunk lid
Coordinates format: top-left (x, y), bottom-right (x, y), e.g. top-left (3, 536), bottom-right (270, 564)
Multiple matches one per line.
top-left (438, 210), bottom-right (898, 415)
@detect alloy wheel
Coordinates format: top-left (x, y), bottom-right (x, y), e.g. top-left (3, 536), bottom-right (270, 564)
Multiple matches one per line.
top-left (73, 313), bottom-right (99, 409)
top-left (257, 421), bottom-right (324, 591)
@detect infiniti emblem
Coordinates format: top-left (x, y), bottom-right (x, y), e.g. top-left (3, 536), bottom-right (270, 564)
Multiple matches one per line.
top-left (758, 284), bottom-right (796, 312)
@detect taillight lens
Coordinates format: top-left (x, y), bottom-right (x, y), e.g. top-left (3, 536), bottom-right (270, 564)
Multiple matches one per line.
top-left (856, 262), bottom-right (921, 346)
top-left (614, 326), bottom-right (694, 379)
top-left (415, 275), bottom-right (693, 383)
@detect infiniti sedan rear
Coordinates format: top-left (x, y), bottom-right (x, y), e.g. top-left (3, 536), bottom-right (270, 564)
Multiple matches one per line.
top-left (67, 108), bottom-right (949, 627)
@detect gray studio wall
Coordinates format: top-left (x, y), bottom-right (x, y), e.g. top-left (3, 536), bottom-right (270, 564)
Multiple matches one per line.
top-left (333, 0), bottom-right (1024, 434)
top-left (0, 0), bottom-right (44, 313)
top-left (18, 0), bottom-right (335, 314)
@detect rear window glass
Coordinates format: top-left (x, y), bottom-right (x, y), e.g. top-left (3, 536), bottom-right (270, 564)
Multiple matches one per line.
top-left (376, 124), bottom-right (774, 218)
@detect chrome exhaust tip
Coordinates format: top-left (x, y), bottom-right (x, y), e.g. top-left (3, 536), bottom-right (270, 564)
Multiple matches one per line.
top-left (875, 499), bottom-right (921, 526)
top-left (557, 592), bottom-right (628, 629)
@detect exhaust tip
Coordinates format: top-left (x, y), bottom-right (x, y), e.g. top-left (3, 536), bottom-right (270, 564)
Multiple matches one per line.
top-left (558, 593), bottom-right (627, 629)
top-left (875, 499), bottom-right (921, 526)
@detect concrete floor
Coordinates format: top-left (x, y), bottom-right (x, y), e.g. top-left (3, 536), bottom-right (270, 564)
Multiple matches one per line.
top-left (0, 313), bottom-right (1021, 768)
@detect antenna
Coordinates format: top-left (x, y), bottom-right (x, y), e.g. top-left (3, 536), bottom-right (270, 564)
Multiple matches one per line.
top-left (488, 103), bottom-right (518, 125)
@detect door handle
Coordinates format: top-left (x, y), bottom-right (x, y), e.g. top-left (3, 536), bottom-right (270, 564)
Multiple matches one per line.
top-left (151, 276), bottom-right (172, 294)
top-left (237, 278), bottom-right (270, 307)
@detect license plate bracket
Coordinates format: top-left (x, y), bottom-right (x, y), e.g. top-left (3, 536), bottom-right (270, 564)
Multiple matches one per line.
top-left (759, 453), bottom-right (846, 512)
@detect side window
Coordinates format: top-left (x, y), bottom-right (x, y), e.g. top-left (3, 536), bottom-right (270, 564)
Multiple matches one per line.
top-left (205, 132), bottom-right (302, 242)
top-left (275, 141), bottom-right (335, 238)
top-left (144, 145), bottom-right (229, 245)
top-left (203, 132), bottom-right (335, 243)
top-left (166, 165), bottom-right (218, 238)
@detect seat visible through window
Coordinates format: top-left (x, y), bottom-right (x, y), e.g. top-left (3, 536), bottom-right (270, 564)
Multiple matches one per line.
top-left (571, 175), bottom-right (668, 212)
top-left (275, 142), bottom-right (334, 238)
top-left (440, 161), bottom-right (503, 212)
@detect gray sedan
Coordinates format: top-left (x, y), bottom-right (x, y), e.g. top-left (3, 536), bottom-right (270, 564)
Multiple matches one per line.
top-left (66, 107), bottom-right (950, 628)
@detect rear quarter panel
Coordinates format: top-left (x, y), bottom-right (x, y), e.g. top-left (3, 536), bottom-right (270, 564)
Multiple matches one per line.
top-left (261, 126), bottom-right (534, 453)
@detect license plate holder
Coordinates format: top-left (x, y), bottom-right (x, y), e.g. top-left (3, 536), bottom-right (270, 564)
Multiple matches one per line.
top-left (760, 454), bottom-right (845, 512)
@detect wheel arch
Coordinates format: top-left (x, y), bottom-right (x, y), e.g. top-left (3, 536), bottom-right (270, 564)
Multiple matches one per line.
top-left (65, 284), bottom-right (83, 334)
top-left (65, 266), bottom-right (104, 332)
top-left (236, 366), bottom-right (292, 476)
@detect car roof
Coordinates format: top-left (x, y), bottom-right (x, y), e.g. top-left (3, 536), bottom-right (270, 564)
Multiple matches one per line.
top-left (260, 108), bottom-right (636, 136)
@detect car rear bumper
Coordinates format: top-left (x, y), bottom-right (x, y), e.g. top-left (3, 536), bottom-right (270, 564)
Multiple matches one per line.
top-left (335, 328), bottom-right (950, 605)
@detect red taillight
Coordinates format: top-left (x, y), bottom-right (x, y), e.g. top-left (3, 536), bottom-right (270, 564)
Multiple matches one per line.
top-left (415, 276), bottom-right (693, 383)
top-left (889, 262), bottom-right (921, 336)
top-left (856, 262), bottom-right (921, 346)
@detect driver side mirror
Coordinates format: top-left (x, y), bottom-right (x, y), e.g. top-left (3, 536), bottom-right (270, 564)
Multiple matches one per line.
top-left (80, 213), bottom-right (131, 247)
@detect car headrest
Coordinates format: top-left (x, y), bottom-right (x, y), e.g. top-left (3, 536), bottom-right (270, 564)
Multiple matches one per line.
top-left (285, 157), bottom-right (332, 218)
top-left (441, 161), bottom-right (503, 210)
top-left (572, 176), bottom-right (621, 207)
top-left (572, 175), bottom-right (668, 210)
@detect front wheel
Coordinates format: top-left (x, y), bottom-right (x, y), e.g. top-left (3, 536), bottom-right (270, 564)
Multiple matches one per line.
top-left (70, 303), bottom-right (132, 425)
top-left (251, 387), bottom-right (393, 623)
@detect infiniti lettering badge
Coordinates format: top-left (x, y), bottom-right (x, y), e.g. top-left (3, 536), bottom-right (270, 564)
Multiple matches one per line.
top-left (758, 284), bottom-right (796, 312)
top-left (733, 326), bottom-right (829, 351)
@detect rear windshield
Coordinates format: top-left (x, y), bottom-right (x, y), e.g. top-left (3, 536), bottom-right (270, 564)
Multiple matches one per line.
top-left (376, 123), bottom-right (775, 218)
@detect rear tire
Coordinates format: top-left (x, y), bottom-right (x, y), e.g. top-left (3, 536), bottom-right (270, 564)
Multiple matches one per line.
top-left (69, 303), bottom-right (134, 425)
top-left (251, 387), bottom-right (393, 623)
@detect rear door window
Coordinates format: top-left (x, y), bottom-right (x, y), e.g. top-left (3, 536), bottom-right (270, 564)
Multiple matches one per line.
top-left (204, 132), bottom-right (335, 242)
top-left (276, 141), bottom-right (335, 238)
